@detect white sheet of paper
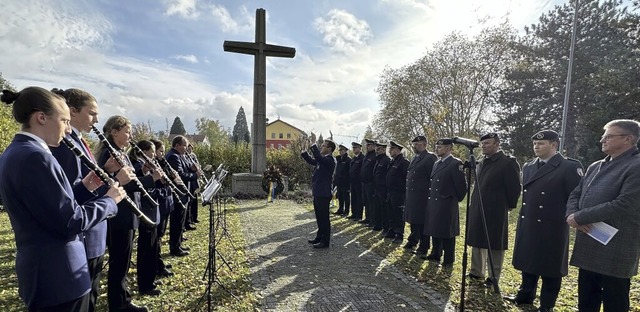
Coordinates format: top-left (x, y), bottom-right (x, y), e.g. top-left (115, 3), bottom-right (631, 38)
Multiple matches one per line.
top-left (587, 222), bottom-right (618, 245)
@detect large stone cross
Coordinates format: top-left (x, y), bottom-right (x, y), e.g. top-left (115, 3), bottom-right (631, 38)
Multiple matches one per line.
top-left (223, 8), bottom-right (296, 174)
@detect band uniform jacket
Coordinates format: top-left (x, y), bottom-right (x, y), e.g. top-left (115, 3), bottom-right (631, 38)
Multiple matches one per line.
top-left (98, 143), bottom-right (154, 231)
top-left (133, 160), bottom-right (171, 224)
top-left (166, 147), bottom-right (198, 204)
top-left (386, 153), bottom-right (410, 206)
top-left (566, 147), bottom-right (640, 278)
top-left (467, 151), bottom-right (521, 250)
top-left (512, 153), bottom-right (582, 277)
top-left (183, 152), bottom-right (200, 191)
top-left (373, 154), bottom-right (391, 197)
top-left (301, 144), bottom-right (337, 198)
top-left (424, 156), bottom-right (467, 238)
top-left (360, 150), bottom-right (376, 184)
top-left (0, 134), bottom-right (117, 309)
top-left (51, 131), bottom-right (116, 259)
top-left (404, 150), bottom-right (437, 224)
top-left (334, 153), bottom-right (351, 187)
top-left (349, 153), bottom-right (364, 184)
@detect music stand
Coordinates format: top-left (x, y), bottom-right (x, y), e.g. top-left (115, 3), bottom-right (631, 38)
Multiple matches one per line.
top-left (199, 165), bottom-right (237, 312)
top-left (459, 146), bottom-right (500, 311)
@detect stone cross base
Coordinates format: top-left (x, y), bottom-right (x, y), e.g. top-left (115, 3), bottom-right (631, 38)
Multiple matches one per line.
top-left (231, 173), bottom-right (289, 196)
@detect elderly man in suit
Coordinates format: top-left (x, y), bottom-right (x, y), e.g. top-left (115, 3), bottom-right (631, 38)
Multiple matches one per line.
top-left (566, 119), bottom-right (640, 312)
top-left (467, 133), bottom-right (521, 287)
top-left (423, 138), bottom-right (467, 266)
top-left (504, 130), bottom-right (583, 312)
top-left (404, 135), bottom-right (437, 256)
top-left (302, 139), bottom-right (337, 249)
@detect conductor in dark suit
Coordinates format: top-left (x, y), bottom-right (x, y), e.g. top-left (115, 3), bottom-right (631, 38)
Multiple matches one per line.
top-left (468, 133), bottom-right (521, 286)
top-left (333, 144), bottom-right (351, 216)
top-left (385, 141), bottom-right (410, 243)
top-left (423, 139), bottom-right (467, 266)
top-left (404, 135), bottom-right (437, 256)
top-left (348, 142), bottom-right (364, 220)
top-left (302, 139), bottom-right (337, 248)
top-left (505, 130), bottom-right (582, 312)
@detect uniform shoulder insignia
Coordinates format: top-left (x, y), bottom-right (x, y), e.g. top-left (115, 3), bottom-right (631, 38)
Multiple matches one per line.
top-left (458, 163), bottom-right (464, 172)
top-left (577, 167), bottom-right (584, 176)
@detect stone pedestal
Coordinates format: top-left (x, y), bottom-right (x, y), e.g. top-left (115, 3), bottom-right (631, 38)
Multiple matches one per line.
top-left (232, 173), bottom-right (289, 196)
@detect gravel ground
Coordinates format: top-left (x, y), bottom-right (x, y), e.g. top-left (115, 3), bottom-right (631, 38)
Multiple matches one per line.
top-left (237, 200), bottom-right (456, 312)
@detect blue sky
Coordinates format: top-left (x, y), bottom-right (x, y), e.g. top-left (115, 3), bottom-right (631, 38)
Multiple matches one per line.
top-left (0, 0), bottom-right (566, 145)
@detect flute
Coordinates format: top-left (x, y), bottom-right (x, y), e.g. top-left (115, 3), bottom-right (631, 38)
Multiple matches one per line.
top-left (90, 125), bottom-right (159, 207)
top-left (128, 140), bottom-right (189, 211)
top-left (157, 156), bottom-right (196, 199)
top-left (61, 137), bottom-right (157, 227)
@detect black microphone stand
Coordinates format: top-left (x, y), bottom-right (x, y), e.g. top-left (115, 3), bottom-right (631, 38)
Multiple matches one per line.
top-left (459, 147), bottom-right (500, 312)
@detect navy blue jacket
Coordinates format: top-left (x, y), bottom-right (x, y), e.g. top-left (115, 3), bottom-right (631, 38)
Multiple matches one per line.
top-left (0, 134), bottom-right (117, 309)
top-left (51, 131), bottom-right (114, 259)
top-left (133, 159), bottom-right (170, 224)
top-left (166, 147), bottom-right (198, 204)
top-left (301, 144), bottom-right (336, 198)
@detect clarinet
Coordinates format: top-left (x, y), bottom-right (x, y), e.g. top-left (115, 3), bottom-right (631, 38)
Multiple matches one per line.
top-left (61, 137), bottom-right (157, 227)
top-left (128, 140), bottom-right (189, 211)
top-left (90, 125), bottom-right (159, 207)
top-left (186, 153), bottom-right (209, 186)
top-left (158, 156), bottom-right (196, 199)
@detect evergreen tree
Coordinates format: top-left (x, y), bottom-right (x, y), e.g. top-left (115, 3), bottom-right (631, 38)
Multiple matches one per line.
top-left (243, 130), bottom-right (251, 144)
top-left (232, 107), bottom-right (250, 145)
top-left (169, 116), bottom-right (187, 135)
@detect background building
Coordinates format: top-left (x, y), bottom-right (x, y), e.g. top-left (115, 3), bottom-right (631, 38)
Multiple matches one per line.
top-left (266, 119), bottom-right (307, 149)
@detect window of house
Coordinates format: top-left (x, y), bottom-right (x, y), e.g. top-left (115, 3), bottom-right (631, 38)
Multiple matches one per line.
top-left (271, 133), bottom-right (275, 138)
top-left (279, 133), bottom-right (283, 139)
top-left (287, 133), bottom-right (291, 139)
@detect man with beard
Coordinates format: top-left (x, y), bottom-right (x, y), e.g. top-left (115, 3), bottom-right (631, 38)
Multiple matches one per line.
top-left (404, 135), bottom-right (437, 256)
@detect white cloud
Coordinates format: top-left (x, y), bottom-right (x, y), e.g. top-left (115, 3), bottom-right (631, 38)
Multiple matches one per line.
top-left (163, 0), bottom-right (199, 19)
top-left (314, 9), bottom-right (373, 55)
top-left (172, 54), bottom-right (199, 63)
top-left (208, 4), bottom-right (253, 34)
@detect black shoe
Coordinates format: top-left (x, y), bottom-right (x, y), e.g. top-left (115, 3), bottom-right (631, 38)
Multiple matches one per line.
top-left (425, 254), bottom-right (441, 262)
top-left (140, 288), bottom-right (161, 296)
top-left (403, 243), bottom-right (416, 249)
top-left (193, 220), bottom-right (200, 223)
top-left (358, 219), bottom-right (370, 224)
top-left (170, 249), bottom-right (189, 257)
top-left (372, 226), bottom-right (383, 231)
top-left (502, 295), bottom-right (534, 305)
top-left (165, 264), bottom-right (173, 269)
top-left (333, 210), bottom-right (344, 215)
top-left (185, 224), bottom-right (197, 231)
top-left (414, 248), bottom-right (428, 256)
top-left (307, 238), bottom-right (320, 244)
top-left (157, 268), bottom-right (174, 277)
top-left (180, 246), bottom-right (190, 251)
top-left (483, 278), bottom-right (494, 288)
top-left (120, 302), bottom-right (149, 312)
top-left (313, 242), bottom-right (329, 249)
top-left (467, 273), bottom-right (483, 280)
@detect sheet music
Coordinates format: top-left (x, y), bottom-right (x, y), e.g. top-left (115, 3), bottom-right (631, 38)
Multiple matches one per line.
top-left (587, 222), bottom-right (618, 245)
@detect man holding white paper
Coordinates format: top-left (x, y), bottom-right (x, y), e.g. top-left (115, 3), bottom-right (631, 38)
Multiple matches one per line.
top-left (566, 119), bottom-right (640, 312)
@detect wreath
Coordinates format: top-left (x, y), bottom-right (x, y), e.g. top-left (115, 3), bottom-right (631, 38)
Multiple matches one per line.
top-left (261, 165), bottom-right (285, 196)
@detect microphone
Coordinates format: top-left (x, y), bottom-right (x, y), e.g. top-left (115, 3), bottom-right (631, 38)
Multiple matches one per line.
top-left (452, 137), bottom-right (480, 148)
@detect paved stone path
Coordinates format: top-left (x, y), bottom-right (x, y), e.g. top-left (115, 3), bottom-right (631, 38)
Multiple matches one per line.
top-left (237, 200), bottom-right (456, 312)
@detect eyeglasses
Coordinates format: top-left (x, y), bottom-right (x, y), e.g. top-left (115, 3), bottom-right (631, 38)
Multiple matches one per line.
top-left (601, 134), bottom-right (629, 141)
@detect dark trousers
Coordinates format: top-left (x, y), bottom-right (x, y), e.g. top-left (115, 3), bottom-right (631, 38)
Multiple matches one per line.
top-left (431, 237), bottom-right (456, 264)
top-left (107, 227), bottom-right (134, 310)
top-left (374, 190), bottom-right (387, 229)
top-left (516, 271), bottom-right (561, 308)
top-left (189, 193), bottom-right (199, 223)
top-left (408, 223), bottom-right (430, 252)
top-left (137, 226), bottom-right (159, 291)
top-left (313, 196), bottom-right (332, 244)
top-left (169, 195), bottom-right (188, 251)
top-left (157, 213), bottom-right (170, 272)
top-left (87, 255), bottom-right (104, 312)
top-left (31, 294), bottom-right (89, 312)
top-left (362, 182), bottom-right (376, 221)
top-left (578, 268), bottom-right (630, 312)
top-left (350, 182), bottom-right (363, 219)
top-left (388, 201), bottom-right (404, 236)
top-left (336, 185), bottom-right (350, 214)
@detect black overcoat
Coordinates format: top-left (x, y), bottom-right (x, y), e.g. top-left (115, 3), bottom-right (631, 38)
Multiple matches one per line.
top-left (404, 150), bottom-right (437, 224)
top-left (386, 154), bottom-right (409, 206)
top-left (334, 154), bottom-right (351, 187)
top-left (349, 153), bottom-right (363, 184)
top-left (424, 156), bottom-right (467, 238)
top-left (512, 153), bottom-right (582, 277)
top-left (467, 151), bottom-right (521, 250)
